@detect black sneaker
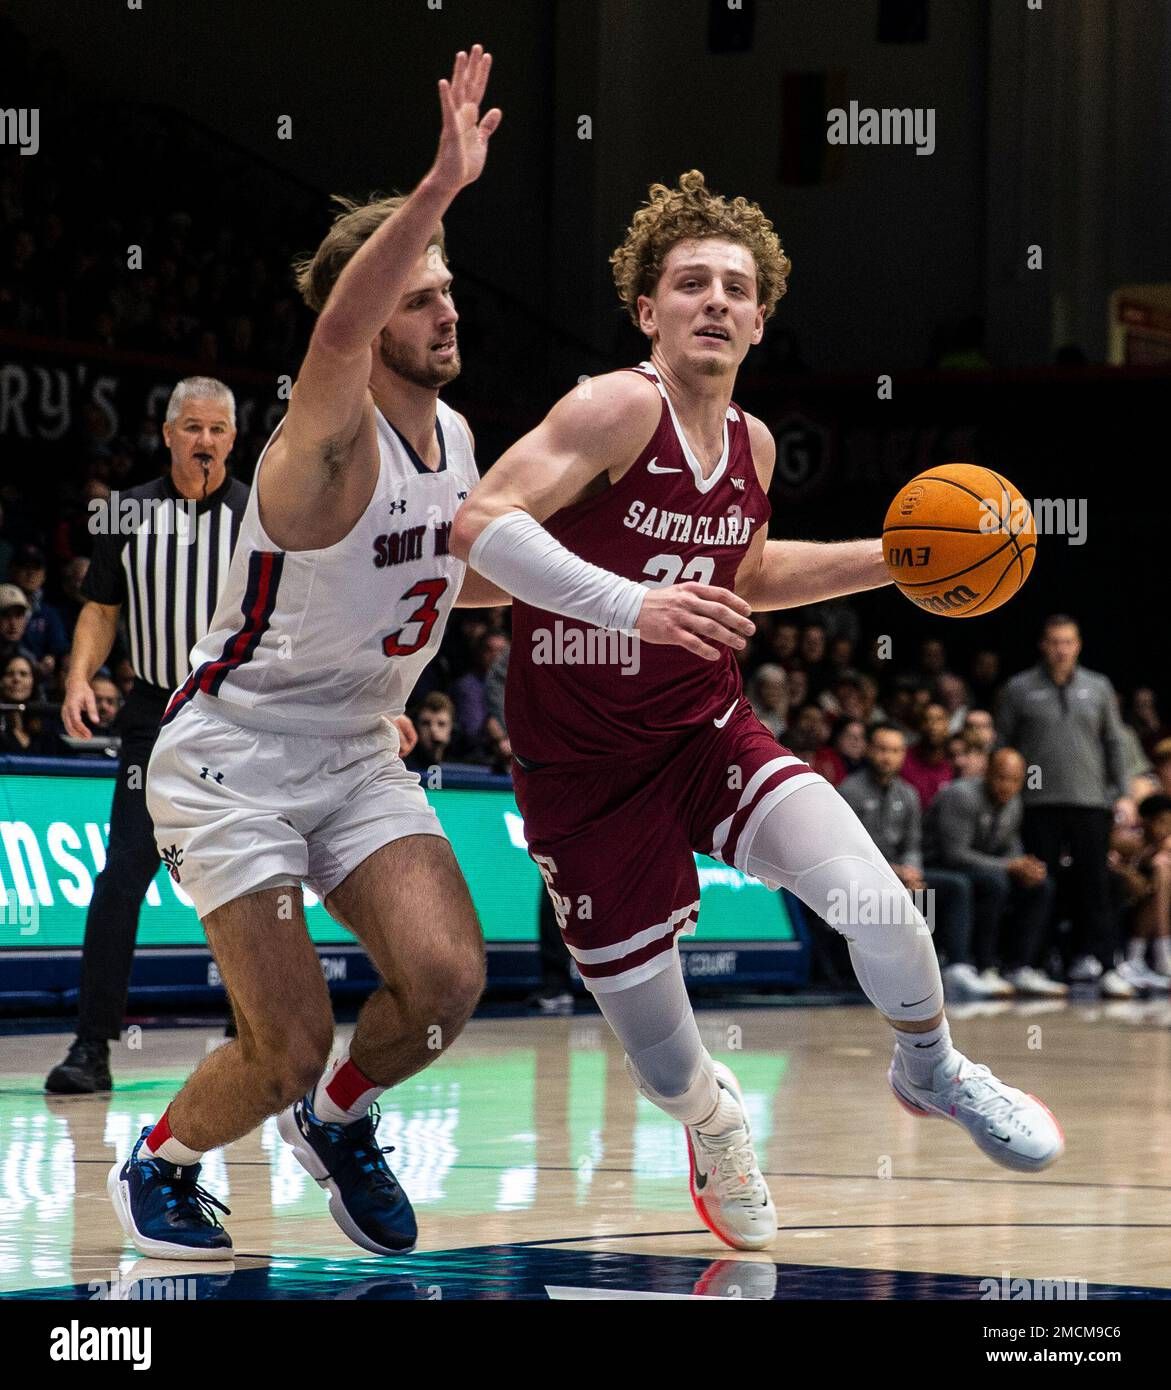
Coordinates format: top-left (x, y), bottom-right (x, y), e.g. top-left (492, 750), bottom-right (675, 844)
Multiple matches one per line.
top-left (45, 1038), bottom-right (112, 1094)
top-left (277, 1095), bottom-right (417, 1255)
top-left (107, 1126), bottom-right (233, 1260)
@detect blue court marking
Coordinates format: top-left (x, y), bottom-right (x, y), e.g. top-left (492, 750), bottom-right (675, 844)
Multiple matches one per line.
top-left (2, 1247), bottom-right (1168, 1301)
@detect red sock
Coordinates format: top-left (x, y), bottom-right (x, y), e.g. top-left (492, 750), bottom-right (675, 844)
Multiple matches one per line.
top-left (142, 1108), bottom-right (203, 1165)
top-left (313, 1052), bottom-right (383, 1124)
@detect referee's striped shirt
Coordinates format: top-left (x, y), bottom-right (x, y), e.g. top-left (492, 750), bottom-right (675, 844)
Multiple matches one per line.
top-left (83, 474), bottom-right (249, 694)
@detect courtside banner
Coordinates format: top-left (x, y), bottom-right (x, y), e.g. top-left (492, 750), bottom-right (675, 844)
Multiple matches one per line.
top-left (0, 768), bottom-right (796, 951)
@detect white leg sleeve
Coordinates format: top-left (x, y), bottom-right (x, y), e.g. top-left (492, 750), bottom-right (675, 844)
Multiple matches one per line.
top-left (591, 950), bottom-right (719, 1126)
top-left (742, 780), bottom-right (943, 1022)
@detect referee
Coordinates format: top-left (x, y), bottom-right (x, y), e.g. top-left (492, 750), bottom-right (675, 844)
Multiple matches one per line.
top-left (45, 377), bottom-right (249, 1093)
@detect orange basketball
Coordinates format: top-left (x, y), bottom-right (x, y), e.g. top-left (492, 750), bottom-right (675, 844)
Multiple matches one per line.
top-left (882, 463), bottom-right (1036, 618)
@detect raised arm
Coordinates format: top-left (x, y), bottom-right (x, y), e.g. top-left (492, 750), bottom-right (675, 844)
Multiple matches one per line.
top-left (450, 374), bottom-right (755, 660)
top-left (274, 48), bottom-right (501, 500)
top-left (733, 416), bottom-right (890, 610)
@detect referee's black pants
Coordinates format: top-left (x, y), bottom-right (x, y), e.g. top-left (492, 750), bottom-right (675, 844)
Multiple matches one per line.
top-left (1021, 803), bottom-right (1116, 972)
top-left (76, 681), bottom-right (171, 1041)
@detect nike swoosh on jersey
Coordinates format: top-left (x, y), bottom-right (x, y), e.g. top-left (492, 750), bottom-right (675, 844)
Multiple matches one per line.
top-left (713, 700), bottom-right (738, 729)
top-left (647, 457), bottom-right (683, 474)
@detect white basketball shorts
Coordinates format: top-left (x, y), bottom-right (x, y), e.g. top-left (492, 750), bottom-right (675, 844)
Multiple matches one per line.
top-left (146, 694), bottom-right (446, 920)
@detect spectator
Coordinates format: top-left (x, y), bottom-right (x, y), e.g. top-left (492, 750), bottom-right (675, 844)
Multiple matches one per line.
top-left (948, 731), bottom-right (988, 782)
top-left (925, 748), bottom-right (1063, 998)
top-left (832, 718), bottom-right (867, 777)
top-left (962, 709), bottom-right (997, 753)
top-left (766, 619), bottom-right (799, 667)
top-left (451, 631), bottom-right (508, 756)
top-left (786, 666), bottom-right (809, 711)
top-left (9, 543), bottom-right (69, 683)
top-left (405, 691), bottom-right (459, 774)
top-left (787, 704), bottom-right (844, 784)
top-left (837, 723), bottom-right (978, 992)
top-left (885, 675), bottom-right (927, 743)
top-left (90, 673), bottom-right (123, 731)
top-left (934, 671), bottom-right (969, 735)
top-left (0, 583), bottom-right (35, 667)
top-left (0, 653), bottom-right (62, 755)
top-left (856, 672), bottom-right (884, 724)
top-left (901, 702), bottom-right (954, 810)
top-left (748, 663), bottom-right (790, 738)
top-left (1111, 794), bottom-right (1171, 990)
top-left (996, 614), bottom-right (1131, 996)
top-left (819, 673), bottom-right (866, 722)
top-left (1127, 688), bottom-right (1169, 755)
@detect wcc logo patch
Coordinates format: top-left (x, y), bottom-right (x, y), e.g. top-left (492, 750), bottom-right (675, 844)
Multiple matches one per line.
top-left (161, 844), bottom-right (184, 883)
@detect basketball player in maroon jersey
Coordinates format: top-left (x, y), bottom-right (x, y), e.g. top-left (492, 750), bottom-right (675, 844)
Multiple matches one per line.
top-left (452, 171), bottom-right (1063, 1250)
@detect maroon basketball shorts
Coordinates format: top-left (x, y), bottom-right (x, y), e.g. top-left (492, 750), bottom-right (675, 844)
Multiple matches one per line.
top-left (511, 699), bottom-right (822, 994)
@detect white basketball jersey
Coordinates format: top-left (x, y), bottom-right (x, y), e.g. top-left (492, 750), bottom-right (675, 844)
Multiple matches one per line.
top-left (162, 399), bottom-right (477, 735)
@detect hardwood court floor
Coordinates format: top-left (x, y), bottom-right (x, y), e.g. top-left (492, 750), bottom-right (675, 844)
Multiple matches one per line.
top-left (1, 1001), bottom-right (1170, 1299)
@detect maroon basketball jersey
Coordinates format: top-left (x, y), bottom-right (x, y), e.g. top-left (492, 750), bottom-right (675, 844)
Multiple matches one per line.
top-left (507, 362), bottom-right (771, 762)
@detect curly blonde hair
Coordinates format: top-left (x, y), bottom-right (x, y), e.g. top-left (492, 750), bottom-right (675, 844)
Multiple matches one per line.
top-left (610, 170), bottom-right (790, 325)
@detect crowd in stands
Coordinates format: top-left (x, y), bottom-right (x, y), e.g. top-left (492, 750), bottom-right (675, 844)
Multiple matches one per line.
top-left (3, 18), bottom-right (1168, 1009)
top-left (2, 433), bottom-right (1169, 1005)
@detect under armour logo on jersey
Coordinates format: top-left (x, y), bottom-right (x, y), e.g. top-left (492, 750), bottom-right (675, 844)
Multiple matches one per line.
top-left (199, 767), bottom-right (225, 784)
top-left (388, 498), bottom-right (408, 515)
top-left (730, 476), bottom-right (746, 490)
top-left (161, 844), bottom-right (184, 883)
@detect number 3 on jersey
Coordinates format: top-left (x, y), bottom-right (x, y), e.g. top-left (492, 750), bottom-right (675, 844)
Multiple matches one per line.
top-left (641, 554), bottom-right (716, 587)
top-left (382, 577), bottom-right (449, 657)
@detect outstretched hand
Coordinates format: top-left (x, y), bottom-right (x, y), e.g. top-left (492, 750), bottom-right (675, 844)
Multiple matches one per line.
top-left (433, 45), bottom-right (502, 193)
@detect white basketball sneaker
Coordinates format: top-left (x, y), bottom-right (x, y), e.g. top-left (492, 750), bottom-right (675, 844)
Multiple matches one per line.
top-left (888, 1049), bottom-right (1064, 1173)
top-left (685, 1062), bottom-right (777, 1251)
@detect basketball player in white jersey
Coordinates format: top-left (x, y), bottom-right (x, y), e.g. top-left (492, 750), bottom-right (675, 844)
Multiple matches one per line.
top-left (451, 170), bottom-right (1064, 1250)
top-left (108, 48), bottom-right (506, 1260)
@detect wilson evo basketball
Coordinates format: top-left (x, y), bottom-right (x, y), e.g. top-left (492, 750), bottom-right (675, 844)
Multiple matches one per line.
top-left (882, 463), bottom-right (1037, 618)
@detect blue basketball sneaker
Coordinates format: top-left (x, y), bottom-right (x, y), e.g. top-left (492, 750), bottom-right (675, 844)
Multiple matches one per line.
top-left (277, 1095), bottom-right (417, 1255)
top-left (107, 1126), bottom-right (233, 1260)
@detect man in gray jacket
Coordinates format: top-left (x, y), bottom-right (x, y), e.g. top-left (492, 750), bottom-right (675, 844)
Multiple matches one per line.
top-left (996, 615), bottom-right (1129, 994)
top-left (838, 725), bottom-right (1004, 999)
top-left (926, 749), bottom-right (1061, 997)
